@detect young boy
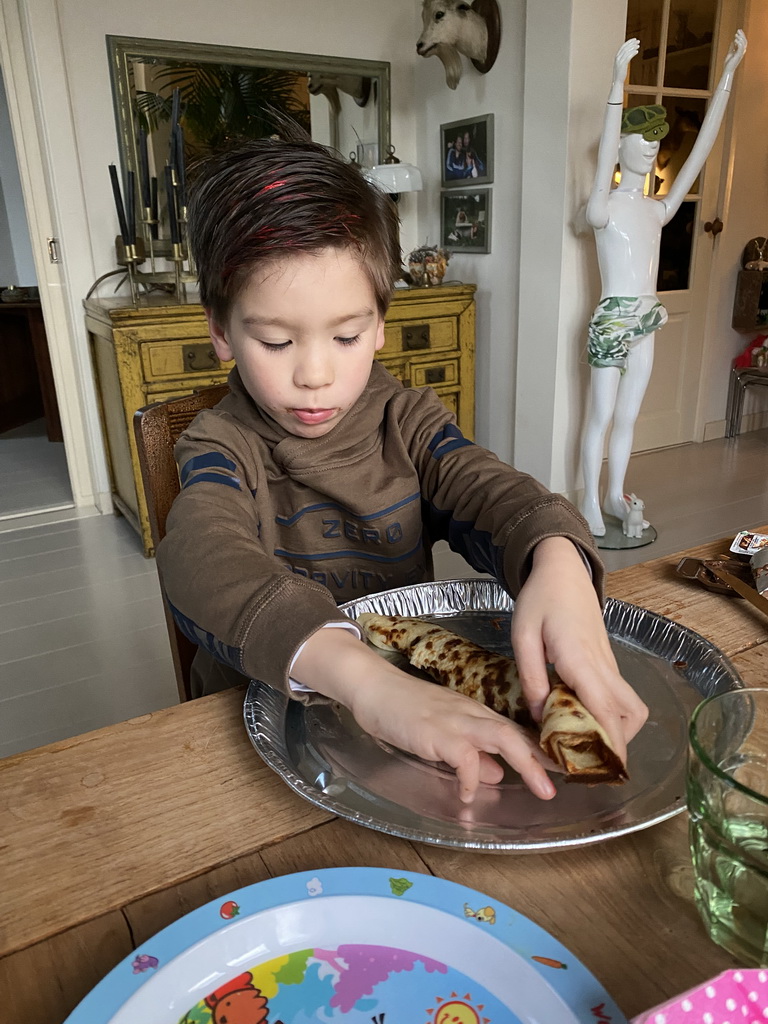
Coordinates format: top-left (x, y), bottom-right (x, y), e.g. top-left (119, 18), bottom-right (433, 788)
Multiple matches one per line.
top-left (157, 136), bottom-right (647, 804)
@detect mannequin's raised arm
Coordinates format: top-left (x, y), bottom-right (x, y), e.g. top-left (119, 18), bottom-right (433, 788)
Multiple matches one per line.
top-left (662, 30), bottom-right (747, 222)
top-left (586, 38), bottom-right (640, 229)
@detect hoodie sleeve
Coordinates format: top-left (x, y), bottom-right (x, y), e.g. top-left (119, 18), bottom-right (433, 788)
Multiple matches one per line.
top-left (156, 411), bottom-right (354, 699)
top-left (394, 388), bottom-right (605, 600)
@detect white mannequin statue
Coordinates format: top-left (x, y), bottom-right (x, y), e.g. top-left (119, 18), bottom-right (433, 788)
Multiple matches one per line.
top-left (579, 30), bottom-right (747, 537)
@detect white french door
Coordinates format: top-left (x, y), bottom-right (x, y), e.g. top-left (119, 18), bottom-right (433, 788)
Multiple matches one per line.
top-left (624, 0), bottom-right (737, 451)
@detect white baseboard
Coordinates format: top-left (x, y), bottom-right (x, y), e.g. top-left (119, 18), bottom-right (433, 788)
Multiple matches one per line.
top-left (704, 408), bottom-right (768, 441)
top-left (0, 504), bottom-right (101, 535)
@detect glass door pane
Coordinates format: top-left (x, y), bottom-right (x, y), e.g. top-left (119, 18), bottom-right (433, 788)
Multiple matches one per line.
top-left (624, 0), bottom-right (720, 292)
top-left (664, 0), bottom-right (717, 88)
top-left (627, 0), bottom-right (664, 86)
top-left (658, 201), bottom-right (696, 290)
top-left (655, 96), bottom-right (707, 196)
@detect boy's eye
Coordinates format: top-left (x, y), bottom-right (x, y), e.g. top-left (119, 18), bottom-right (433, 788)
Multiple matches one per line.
top-left (336, 334), bottom-right (362, 346)
top-left (259, 340), bottom-right (291, 351)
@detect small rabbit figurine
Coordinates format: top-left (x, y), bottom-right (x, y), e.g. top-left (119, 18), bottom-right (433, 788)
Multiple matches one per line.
top-left (623, 493), bottom-right (645, 538)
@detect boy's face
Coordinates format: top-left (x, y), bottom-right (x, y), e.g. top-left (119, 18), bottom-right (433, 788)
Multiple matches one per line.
top-left (208, 248), bottom-right (386, 439)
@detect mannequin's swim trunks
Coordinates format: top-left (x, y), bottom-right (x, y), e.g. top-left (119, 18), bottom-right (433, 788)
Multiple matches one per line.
top-left (587, 295), bottom-right (668, 373)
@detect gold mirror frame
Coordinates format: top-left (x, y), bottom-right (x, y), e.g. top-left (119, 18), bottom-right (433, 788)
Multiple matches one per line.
top-left (107, 35), bottom-right (391, 181)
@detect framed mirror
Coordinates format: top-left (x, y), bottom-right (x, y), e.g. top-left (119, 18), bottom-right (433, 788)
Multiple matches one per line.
top-left (107, 35), bottom-right (391, 187)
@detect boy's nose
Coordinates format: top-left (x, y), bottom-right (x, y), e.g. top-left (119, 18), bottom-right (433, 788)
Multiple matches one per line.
top-left (294, 350), bottom-right (333, 389)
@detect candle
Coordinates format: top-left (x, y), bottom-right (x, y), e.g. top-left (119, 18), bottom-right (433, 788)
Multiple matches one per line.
top-left (170, 87), bottom-right (181, 131)
top-left (164, 164), bottom-right (180, 245)
top-left (150, 176), bottom-right (159, 240)
top-left (125, 169), bottom-right (136, 247)
top-left (138, 128), bottom-right (151, 209)
top-left (108, 163), bottom-right (130, 243)
top-left (174, 123), bottom-right (187, 208)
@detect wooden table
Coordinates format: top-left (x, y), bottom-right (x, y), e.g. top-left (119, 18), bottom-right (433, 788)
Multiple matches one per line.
top-left (2, 533), bottom-right (767, 1023)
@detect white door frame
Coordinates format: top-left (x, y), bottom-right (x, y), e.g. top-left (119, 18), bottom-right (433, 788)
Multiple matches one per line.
top-left (692, 0), bottom-right (747, 441)
top-left (0, 0), bottom-right (111, 512)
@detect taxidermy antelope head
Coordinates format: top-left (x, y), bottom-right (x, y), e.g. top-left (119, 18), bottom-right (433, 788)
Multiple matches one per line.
top-left (307, 73), bottom-right (372, 118)
top-left (417, 0), bottom-right (499, 89)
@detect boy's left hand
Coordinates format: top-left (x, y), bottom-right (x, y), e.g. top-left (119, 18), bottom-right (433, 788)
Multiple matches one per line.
top-left (510, 536), bottom-right (648, 767)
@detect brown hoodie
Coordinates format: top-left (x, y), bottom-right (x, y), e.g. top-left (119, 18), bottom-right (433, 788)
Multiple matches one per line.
top-left (157, 362), bottom-right (602, 699)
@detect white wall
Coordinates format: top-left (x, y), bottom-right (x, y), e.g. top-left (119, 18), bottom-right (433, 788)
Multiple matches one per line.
top-left (0, 68), bottom-right (37, 286)
top-left (413, 0), bottom-right (527, 462)
top-left (514, 0), bottom-right (627, 494)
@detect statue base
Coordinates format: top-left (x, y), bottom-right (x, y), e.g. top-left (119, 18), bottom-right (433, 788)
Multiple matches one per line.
top-left (594, 514), bottom-right (657, 550)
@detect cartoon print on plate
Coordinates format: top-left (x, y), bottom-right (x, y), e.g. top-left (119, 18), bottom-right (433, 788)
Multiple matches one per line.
top-left (531, 955), bottom-right (568, 970)
top-left (463, 903), bottom-right (496, 924)
top-left (62, 867), bottom-right (628, 1024)
top-left (305, 876), bottom-right (323, 896)
top-left (591, 1003), bottom-right (613, 1022)
top-left (388, 876), bottom-right (413, 896)
top-left (177, 946), bottom-right (515, 1024)
top-left (131, 954), bottom-right (159, 973)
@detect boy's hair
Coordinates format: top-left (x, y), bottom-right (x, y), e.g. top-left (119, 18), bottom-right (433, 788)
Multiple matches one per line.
top-left (187, 134), bottom-right (402, 326)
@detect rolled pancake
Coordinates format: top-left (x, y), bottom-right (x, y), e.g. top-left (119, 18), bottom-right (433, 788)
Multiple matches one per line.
top-left (357, 612), bottom-right (628, 784)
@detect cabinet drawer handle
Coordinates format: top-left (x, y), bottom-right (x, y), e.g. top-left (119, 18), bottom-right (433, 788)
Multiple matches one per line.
top-left (425, 366), bottom-right (446, 385)
top-left (402, 324), bottom-right (431, 350)
top-left (182, 343), bottom-right (218, 371)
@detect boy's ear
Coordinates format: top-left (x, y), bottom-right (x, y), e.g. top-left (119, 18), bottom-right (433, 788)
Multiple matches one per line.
top-left (374, 317), bottom-right (386, 353)
top-left (206, 310), bottom-right (235, 362)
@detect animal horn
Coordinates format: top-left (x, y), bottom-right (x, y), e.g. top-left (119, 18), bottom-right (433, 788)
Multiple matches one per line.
top-left (434, 43), bottom-right (464, 89)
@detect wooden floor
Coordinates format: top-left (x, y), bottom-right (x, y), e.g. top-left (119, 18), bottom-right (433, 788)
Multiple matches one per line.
top-left (0, 419), bottom-right (73, 519)
top-left (1, 427), bottom-right (766, 759)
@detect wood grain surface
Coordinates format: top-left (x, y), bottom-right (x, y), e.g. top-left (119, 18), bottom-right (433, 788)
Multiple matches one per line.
top-left (0, 689), bottom-right (332, 957)
top-left (2, 530), bottom-right (766, 1024)
top-left (0, 912), bottom-right (131, 1024)
top-left (606, 534), bottom-right (768, 657)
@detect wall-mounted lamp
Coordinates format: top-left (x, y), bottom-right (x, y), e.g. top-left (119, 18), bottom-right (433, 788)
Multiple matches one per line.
top-left (363, 144), bottom-right (423, 202)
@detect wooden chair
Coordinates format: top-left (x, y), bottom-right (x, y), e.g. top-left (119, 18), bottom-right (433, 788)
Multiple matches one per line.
top-left (133, 384), bottom-right (230, 701)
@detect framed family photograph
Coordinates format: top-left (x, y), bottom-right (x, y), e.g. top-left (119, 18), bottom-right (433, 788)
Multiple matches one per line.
top-left (440, 113), bottom-right (493, 188)
top-left (441, 189), bottom-right (492, 253)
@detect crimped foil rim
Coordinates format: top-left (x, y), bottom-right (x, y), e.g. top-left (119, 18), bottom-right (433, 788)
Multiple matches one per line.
top-left (243, 581), bottom-right (742, 852)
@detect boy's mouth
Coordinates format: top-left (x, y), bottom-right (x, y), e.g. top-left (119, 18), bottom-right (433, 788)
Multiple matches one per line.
top-left (291, 408), bottom-right (337, 425)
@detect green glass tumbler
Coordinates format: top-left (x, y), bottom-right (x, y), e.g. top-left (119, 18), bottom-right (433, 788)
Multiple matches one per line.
top-left (688, 687), bottom-right (768, 966)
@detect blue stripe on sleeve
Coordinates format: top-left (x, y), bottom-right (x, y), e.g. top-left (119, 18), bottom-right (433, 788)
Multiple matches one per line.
top-left (182, 472), bottom-right (241, 491)
top-left (168, 600), bottom-right (244, 672)
top-left (180, 452), bottom-right (238, 485)
top-left (427, 423), bottom-right (474, 460)
top-left (433, 437), bottom-right (473, 459)
top-left (423, 500), bottom-right (506, 581)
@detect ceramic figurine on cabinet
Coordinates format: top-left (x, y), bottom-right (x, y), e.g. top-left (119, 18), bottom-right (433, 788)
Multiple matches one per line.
top-left (579, 31), bottom-right (747, 539)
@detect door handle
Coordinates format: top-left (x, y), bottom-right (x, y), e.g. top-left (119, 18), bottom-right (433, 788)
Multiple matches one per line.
top-left (704, 217), bottom-right (723, 237)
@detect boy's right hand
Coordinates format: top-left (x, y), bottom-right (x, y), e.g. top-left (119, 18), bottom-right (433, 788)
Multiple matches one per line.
top-left (292, 627), bottom-right (558, 804)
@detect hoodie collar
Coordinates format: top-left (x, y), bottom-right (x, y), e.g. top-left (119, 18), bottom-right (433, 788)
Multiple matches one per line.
top-left (223, 362), bottom-right (401, 470)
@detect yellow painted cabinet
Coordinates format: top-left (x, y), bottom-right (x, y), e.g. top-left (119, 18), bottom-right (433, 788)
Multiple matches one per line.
top-left (85, 283), bottom-right (476, 556)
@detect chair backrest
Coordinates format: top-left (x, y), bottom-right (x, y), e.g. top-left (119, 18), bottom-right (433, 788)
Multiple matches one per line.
top-left (133, 383), bottom-right (229, 701)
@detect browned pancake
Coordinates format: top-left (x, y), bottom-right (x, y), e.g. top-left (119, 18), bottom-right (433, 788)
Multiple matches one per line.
top-left (357, 613), bottom-right (628, 784)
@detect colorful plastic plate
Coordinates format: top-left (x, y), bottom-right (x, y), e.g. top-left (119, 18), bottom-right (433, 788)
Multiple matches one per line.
top-left (63, 867), bottom-right (627, 1024)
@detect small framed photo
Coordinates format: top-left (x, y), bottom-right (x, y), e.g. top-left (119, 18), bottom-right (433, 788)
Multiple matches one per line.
top-left (441, 189), bottom-right (492, 253)
top-left (440, 113), bottom-right (493, 188)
